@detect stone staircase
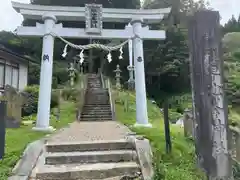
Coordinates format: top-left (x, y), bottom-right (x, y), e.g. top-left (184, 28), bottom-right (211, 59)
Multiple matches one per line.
top-left (80, 74), bottom-right (112, 121)
top-left (31, 74), bottom-right (142, 180)
top-left (35, 140), bottom-right (141, 179)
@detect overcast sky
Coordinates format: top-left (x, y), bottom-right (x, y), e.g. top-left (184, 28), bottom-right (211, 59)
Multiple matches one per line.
top-left (0, 0), bottom-right (239, 31)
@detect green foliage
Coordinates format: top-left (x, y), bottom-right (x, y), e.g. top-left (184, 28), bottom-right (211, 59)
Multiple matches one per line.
top-left (222, 32), bottom-right (240, 52)
top-left (169, 110), bottom-right (182, 123)
top-left (21, 85), bottom-right (39, 116)
top-left (233, 161), bottom-right (240, 179)
top-left (145, 27), bottom-right (190, 103)
top-left (222, 33), bottom-right (240, 114)
top-left (21, 85), bottom-right (59, 116)
top-left (115, 90), bottom-right (206, 180)
top-left (53, 67), bottom-right (69, 85)
top-left (61, 88), bottom-right (80, 101)
top-left (28, 63), bottom-right (40, 85)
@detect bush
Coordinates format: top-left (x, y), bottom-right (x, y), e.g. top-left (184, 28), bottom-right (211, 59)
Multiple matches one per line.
top-left (51, 90), bottom-right (60, 108)
top-left (61, 88), bottom-right (79, 101)
top-left (169, 109), bottom-right (182, 123)
top-left (233, 161), bottom-right (240, 179)
top-left (53, 67), bottom-right (69, 85)
top-left (21, 85), bottom-right (59, 116)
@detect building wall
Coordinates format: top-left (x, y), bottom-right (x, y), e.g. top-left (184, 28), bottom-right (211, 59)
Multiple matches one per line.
top-left (0, 57), bottom-right (28, 92)
top-left (19, 63), bottom-right (28, 91)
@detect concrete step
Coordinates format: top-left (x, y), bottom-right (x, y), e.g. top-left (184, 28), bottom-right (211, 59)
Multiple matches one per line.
top-left (85, 102), bottom-right (110, 105)
top-left (86, 94), bottom-right (108, 97)
top-left (83, 105), bottom-right (111, 107)
top-left (81, 115), bottom-right (112, 118)
top-left (82, 109), bottom-right (111, 112)
top-left (80, 118), bottom-right (113, 121)
top-left (85, 99), bottom-right (109, 101)
top-left (46, 140), bottom-right (135, 153)
top-left (45, 150), bottom-right (137, 165)
top-left (36, 162), bottom-right (140, 180)
top-left (81, 112), bottom-right (112, 115)
top-left (83, 106), bottom-right (111, 109)
top-left (86, 89), bottom-right (108, 92)
top-left (85, 104), bottom-right (111, 105)
top-left (85, 101), bottom-right (109, 103)
top-left (82, 109), bottom-right (111, 111)
top-left (86, 96), bottom-right (108, 97)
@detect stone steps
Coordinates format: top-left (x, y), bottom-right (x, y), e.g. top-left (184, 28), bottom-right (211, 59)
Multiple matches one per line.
top-left (45, 150), bottom-right (137, 165)
top-left (36, 162), bottom-right (140, 180)
top-left (35, 139), bottom-right (141, 179)
top-left (80, 118), bottom-right (113, 121)
top-left (85, 103), bottom-right (110, 105)
top-left (84, 104), bottom-right (110, 106)
top-left (83, 105), bottom-right (111, 107)
top-left (82, 112), bottom-right (111, 114)
top-left (82, 109), bottom-right (111, 112)
top-left (82, 106), bottom-right (111, 109)
top-left (46, 140), bottom-right (135, 153)
top-left (81, 114), bottom-right (112, 118)
top-left (80, 74), bottom-right (113, 122)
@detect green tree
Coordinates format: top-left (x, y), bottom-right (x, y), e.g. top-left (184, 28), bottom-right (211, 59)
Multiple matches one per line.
top-left (140, 0), bottom-right (209, 104)
top-left (223, 15), bottom-right (240, 34)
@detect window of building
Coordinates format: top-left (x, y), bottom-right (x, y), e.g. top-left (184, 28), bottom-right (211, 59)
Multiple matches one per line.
top-left (0, 62), bottom-right (4, 89)
top-left (0, 59), bottom-right (19, 90)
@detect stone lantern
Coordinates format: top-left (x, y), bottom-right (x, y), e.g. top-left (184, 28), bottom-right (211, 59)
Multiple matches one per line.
top-left (68, 63), bottom-right (76, 87)
top-left (114, 64), bottom-right (122, 90)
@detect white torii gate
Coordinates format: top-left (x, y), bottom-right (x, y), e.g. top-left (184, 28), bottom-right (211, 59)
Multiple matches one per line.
top-left (12, 2), bottom-right (171, 131)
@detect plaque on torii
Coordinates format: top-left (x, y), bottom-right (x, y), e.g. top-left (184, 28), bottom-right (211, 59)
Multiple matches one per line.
top-left (85, 4), bottom-right (103, 34)
top-left (12, 1), bottom-right (171, 131)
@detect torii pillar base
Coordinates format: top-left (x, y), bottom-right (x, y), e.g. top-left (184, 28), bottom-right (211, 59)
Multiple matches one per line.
top-left (134, 123), bottom-right (152, 128)
top-left (32, 126), bottom-right (56, 132)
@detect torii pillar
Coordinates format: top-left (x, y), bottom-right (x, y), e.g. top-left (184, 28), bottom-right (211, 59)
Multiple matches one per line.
top-left (33, 14), bottom-right (57, 131)
top-left (131, 19), bottom-right (151, 127)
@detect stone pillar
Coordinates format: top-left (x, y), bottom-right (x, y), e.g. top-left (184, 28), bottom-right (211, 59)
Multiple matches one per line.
top-left (33, 14), bottom-right (57, 131)
top-left (131, 19), bottom-right (151, 127)
top-left (188, 11), bottom-right (232, 179)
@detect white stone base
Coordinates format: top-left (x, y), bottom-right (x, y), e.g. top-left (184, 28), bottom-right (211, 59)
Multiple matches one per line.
top-left (134, 123), bottom-right (152, 128)
top-left (32, 126), bottom-right (56, 132)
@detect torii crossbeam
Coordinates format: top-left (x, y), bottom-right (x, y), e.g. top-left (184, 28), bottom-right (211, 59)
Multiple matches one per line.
top-left (12, 2), bottom-right (171, 131)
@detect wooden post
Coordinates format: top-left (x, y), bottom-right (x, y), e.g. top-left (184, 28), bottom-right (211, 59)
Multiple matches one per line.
top-left (188, 10), bottom-right (232, 179)
top-left (163, 99), bottom-right (172, 153)
top-left (0, 101), bottom-right (6, 160)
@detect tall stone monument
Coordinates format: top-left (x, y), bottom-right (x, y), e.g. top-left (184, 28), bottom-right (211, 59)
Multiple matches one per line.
top-left (188, 10), bottom-right (232, 180)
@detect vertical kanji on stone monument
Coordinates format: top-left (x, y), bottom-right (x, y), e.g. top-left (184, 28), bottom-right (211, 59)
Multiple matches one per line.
top-left (188, 10), bottom-right (232, 179)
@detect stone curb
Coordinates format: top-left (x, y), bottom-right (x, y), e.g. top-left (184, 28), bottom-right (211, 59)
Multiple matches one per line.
top-left (7, 123), bottom-right (76, 180)
top-left (123, 124), bottom-right (154, 180)
top-left (8, 138), bottom-right (46, 180)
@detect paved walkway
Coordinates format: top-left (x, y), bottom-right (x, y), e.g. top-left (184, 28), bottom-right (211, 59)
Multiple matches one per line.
top-left (29, 121), bottom-right (133, 179)
top-left (48, 121), bottom-right (132, 143)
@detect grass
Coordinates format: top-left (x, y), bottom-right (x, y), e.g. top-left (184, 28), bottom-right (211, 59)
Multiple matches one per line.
top-left (115, 90), bottom-right (206, 180)
top-left (0, 101), bottom-right (76, 180)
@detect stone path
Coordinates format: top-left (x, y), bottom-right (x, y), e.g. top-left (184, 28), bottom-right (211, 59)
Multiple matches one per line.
top-left (48, 121), bottom-right (131, 142)
top-left (29, 121), bottom-right (135, 180)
